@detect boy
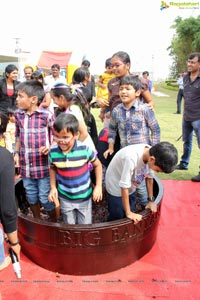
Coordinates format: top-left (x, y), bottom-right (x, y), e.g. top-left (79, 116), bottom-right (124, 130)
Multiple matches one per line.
top-left (104, 75), bottom-right (160, 208)
top-left (104, 75), bottom-right (160, 157)
top-left (14, 80), bottom-right (57, 221)
top-left (105, 142), bottom-right (178, 223)
top-left (48, 113), bottom-right (102, 224)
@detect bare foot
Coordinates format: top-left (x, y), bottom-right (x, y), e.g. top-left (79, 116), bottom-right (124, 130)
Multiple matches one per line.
top-left (0, 256), bottom-right (11, 271)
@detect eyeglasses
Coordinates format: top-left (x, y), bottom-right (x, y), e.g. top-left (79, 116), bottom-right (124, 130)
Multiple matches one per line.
top-left (53, 135), bottom-right (73, 144)
top-left (186, 60), bottom-right (199, 65)
top-left (111, 63), bottom-right (124, 68)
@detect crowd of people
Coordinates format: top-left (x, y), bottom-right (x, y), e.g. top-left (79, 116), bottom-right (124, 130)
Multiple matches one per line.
top-left (1, 50), bottom-right (200, 273)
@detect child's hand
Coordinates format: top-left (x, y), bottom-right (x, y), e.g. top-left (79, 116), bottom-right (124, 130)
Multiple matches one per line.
top-left (39, 146), bottom-right (49, 155)
top-left (96, 98), bottom-right (109, 108)
top-left (92, 185), bottom-right (102, 202)
top-left (126, 212), bottom-right (143, 224)
top-left (103, 149), bottom-right (114, 159)
top-left (145, 202), bottom-right (157, 213)
top-left (48, 187), bottom-right (58, 203)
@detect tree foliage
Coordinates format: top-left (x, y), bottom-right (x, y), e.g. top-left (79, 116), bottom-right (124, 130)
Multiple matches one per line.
top-left (168, 15), bottom-right (200, 77)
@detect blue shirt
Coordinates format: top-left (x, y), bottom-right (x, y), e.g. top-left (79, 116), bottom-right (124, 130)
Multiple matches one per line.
top-left (108, 99), bottom-right (160, 148)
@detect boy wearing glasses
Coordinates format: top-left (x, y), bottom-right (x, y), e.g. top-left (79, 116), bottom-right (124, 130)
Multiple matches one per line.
top-left (48, 113), bottom-right (102, 224)
top-left (14, 80), bottom-right (57, 221)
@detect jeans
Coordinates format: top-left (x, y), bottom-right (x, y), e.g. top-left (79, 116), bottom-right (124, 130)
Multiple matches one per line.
top-left (60, 197), bottom-right (92, 224)
top-left (107, 191), bottom-right (136, 221)
top-left (136, 180), bottom-right (148, 206)
top-left (22, 177), bottom-right (55, 212)
top-left (0, 229), bottom-right (5, 264)
top-left (177, 89), bottom-right (184, 113)
top-left (180, 119), bottom-right (200, 168)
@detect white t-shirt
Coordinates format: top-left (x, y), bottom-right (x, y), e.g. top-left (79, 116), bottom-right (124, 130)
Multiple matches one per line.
top-left (105, 144), bottom-right (154, 196)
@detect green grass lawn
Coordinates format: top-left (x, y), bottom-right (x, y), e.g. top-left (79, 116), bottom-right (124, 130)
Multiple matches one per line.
top-left (91, 83), bottom-right (199, 181)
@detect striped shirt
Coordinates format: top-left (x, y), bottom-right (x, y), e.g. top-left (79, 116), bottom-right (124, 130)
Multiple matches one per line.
top-left (49, 140), bottom-right (97, 201)
top-left (108, 99), bottom-right (160, 148)
top-left (15, 108), bottom-right (54, 178)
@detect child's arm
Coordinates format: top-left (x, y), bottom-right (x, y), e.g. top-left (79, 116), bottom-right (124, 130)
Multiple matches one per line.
top-left (103, 143), bottom-right (114, 159)
top-left (40, 92), bottom-right (51, 108)
top-left (141, 89), bottom-right (154, 110)
top-left (96, 75), bottom-right (106, 89)
top-left (14, 137), bottom-right (20, 167)
top-left (92, 158), bottom-right (103, 202)
top-left (77, 120), bottom-right (88, 142)
top-left (121, 188), bottom-right (142, 224)
top-left (48, 166), bottom-right (59, 205)
top-left (145, 178), bottom-right (157, 212)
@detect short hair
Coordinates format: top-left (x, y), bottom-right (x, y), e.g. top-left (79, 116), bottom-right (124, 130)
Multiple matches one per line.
top-left (31, 71), bottom-right (44, 84)
top-left (188, 52), bottom-right (200, 62)
top-left (53, 112), bottom-right (79, 134)
top-left (72, 67), bottom-right (90, 84)
top-left (24, 66), bottom-right (34, 72)
top-left (149, 141), bottom-right (178, 173)
top-left (51, 64), bottom-right (61, 70)
top-left (81, 60), bottom-right (90, 68)
top-left (119, 75), bottom-right (142, 91)
top-left (105, 58), bottom-right (112, 68)
top-left (16, 80), bottom-right (45, 106)
top-left (142, 71), bottom-right (149, 76)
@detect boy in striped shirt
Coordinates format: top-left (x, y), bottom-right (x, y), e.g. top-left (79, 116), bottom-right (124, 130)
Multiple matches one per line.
top-left (48, 113), bottom-right (102, 224)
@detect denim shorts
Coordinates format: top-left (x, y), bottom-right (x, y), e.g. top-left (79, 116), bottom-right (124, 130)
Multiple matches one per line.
top-left (22, 177), bottom-right (55, 212)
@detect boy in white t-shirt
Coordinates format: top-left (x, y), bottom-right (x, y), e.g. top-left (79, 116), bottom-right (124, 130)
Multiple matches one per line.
top-left (105, 142), bottom-right (178, 223)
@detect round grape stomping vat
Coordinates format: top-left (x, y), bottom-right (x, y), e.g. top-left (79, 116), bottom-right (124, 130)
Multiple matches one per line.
top-left (16, 177), bottom-right (163, 275)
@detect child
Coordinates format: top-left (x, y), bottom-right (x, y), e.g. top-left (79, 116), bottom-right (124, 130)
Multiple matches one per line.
top-left (0, 112), bottom-right (8, 147)
top-left (14, 80), bottom-right (57, 221)
top-left (48, 113), bottom-right (102, 224)
top-left (4, 107), bottom-right (16, 153)
top-left (104, 75), bottom-right (160, 156)
top-left (103, 75), bottom-right (160, 209)
top-left (95, 58), bottom-right (115, 126)
top-left (30, 71), bottom-right (51, 109)
top-left (105, 142), bottom-right (178, 223)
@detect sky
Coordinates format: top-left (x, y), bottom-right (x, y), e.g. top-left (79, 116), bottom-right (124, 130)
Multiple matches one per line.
top-left (1, 0), bottom-right (199, 80)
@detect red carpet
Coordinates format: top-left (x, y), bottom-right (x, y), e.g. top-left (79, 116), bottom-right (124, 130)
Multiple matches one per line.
top-left (0, 180), bottom-right (199, 300)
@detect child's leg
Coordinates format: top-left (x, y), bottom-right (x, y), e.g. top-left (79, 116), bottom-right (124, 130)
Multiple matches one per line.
top-left (59, 197), bottom-right (76, 224)
top-left (38, 177), bottom-right (57, 222)
top-left (107, 193), bottom-right (125, 221)
top-left (29, 203), bottom-right (41, 219)
top-left (76, 199), bottom-right (92, 224)
top-left (22, 178), bottom-right (41, 219)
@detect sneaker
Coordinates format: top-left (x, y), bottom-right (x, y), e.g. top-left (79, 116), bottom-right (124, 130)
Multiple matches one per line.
top-left (175, 164), bottom-right (188, 170)
top-left (191, 173), bottom-right (200, 182)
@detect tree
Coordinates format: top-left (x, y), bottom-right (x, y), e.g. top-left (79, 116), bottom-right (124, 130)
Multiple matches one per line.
top-left (168, 15), bottom-right (200, 77)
